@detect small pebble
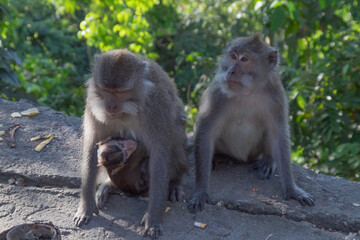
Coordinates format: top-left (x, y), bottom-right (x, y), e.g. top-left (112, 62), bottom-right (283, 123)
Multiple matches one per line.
top-left (15, 178), bottom-right (26, 186)
top-left (8, 178), bottom-right (16, 185)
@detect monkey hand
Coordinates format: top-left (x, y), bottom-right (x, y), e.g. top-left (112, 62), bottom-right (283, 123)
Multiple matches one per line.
top-left (284, 186), bottom-right (315, 206)
top-left (187, 190), bottom-right (210, 214)
top-left (140, 212), bottom-right (163, 239)
top-left (73, 200), bottom-right (99, 227)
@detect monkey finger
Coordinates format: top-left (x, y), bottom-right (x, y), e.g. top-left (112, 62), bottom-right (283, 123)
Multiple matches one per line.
top-left (143, 226), bottom-right (162, 239)
top-left (303, 196), bottom-right (315, 206)
top-left (304, 199), bottom-right (314, 206)
top-left (176, 190), bottom-right (183, 202)
top-left (74, 216), bottom-right (87, 227)
top-left (187, 202), bottom-right (198, 214)
top-left (73, 217), bottom-right (81, 227)
top-left (169, 190), bottom-right (177, 203)
top-left (94, 207), bottom-right (99, 215)
top-left (84, 216), bottom-right (91, 225)
top-left (298, 198), bottom-right (306, 206)
top-left (199, 202), bottom-right (205, 212)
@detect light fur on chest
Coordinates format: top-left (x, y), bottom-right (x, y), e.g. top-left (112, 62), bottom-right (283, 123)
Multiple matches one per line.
top-left (215, 94), bottom-right (270, 161)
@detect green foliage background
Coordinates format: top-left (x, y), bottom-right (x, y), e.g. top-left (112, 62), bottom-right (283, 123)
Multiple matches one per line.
top-left (1, 0), bottom-right (359, 181)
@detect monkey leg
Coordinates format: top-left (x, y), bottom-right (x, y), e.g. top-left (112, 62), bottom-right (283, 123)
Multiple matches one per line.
top-left (252, 156), bottom-right (274, 179)
top-left (95, 179), bottom-right (115, 209)
top-left (140, 148), bottom-right (170, 238)
top-left (168, 178), bottom-right (184, 202)
top-left (168, 143), bottom-right (188, 203)
top-left (73, 146), bottom-right (100, 227)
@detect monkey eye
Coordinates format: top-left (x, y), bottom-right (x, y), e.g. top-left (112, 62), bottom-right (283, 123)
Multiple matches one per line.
top-left (240, 56), bottom-right (248, 62)
top-left (230, 53), bottom-right (237, 60)
top-left (118, 89), bottom-right (132, 94)
top-left (120, 143), bottom-right (124, 148)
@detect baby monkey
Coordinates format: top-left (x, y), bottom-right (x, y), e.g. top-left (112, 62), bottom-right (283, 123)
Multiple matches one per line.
top-left (188, 35), bottom-right (314, 214)
top-left (96, 137), bottom-right (149, 199)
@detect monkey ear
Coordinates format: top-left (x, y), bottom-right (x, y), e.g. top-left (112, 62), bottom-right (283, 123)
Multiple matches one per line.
top-left (268, 50), bottom-right (279, 67)
top-left (141, 61), bottom-right (150, 75)
top-left (94, 54), bottom-right (101, 63)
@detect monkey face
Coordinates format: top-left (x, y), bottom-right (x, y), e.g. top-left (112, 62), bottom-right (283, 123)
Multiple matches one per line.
top-left (222, 50), bottom-right (256, 95)
top-left (88, 49), bottom-right (150, 122)
top-left (97, 138), bottom-right (137, 167)
top-left (218, 35), bottom-right (279, 96)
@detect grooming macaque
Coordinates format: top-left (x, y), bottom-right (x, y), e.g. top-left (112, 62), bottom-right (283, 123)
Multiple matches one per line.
top-left (96, 137), bottom-right (149, 196)
top-left (188, 35), bottom-right (314, 214)
top-left (73, 49), bottom-right (188, 238)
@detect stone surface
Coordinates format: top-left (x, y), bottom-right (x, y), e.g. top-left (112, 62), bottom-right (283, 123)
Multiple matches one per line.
top-left (0, 98), bottom-right (359, 239)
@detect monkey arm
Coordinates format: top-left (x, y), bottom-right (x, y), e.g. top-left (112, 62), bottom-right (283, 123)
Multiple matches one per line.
top-left (74, 111), bottom-right (102, 227)
top-left (141, 144), bottom-right (170, 237)
top-left (194, 88), bottom-right (227, 192)
top-left (188, 93), bottom-right (225, 214)
top-left (194, 123), bottom-right (215, 192)
top-left (268, 123), bottom-right (314, 206)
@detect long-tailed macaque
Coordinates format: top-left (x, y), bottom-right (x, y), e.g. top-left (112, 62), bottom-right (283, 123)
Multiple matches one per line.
top-left (73, 49), bottom-right (188, 238)
top-left (188, 35), bottom-right (314, 214)
top-left (96, 137), bottom-right (149, 199)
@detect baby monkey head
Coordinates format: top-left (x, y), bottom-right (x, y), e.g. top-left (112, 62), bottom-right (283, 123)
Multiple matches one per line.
top-left (217, 34), bottom-right (280, 96)
top-left (97, 137), bottom-right (137, 167)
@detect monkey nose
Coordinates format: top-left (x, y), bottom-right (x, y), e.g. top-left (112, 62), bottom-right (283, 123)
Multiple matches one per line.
top-left (106, 104), bottom-right (119, 113)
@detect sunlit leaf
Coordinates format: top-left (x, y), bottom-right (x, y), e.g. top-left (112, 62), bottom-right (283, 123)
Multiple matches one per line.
top-left (296, 94), bottom-right (306, 110)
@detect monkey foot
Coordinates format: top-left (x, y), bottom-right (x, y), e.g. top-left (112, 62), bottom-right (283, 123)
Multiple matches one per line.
top-left (168, 185), bottom-right (183, 202)
top-left (187, 191), bottom-right (210, 214)
top-left (253, 158), bottom-right (274, 179)
top-left (73, 202), bottom-right (99, 227)
top-left (96, 183), bottom-right (113, 209)
top-left (140, 213), bottom-right (163, 239)
top-left (285, 186), bottom-right (315, 206)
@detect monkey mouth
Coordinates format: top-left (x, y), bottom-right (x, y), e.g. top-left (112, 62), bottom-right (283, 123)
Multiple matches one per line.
top-left (227, 80), bottom-right (243, 89)
top-left (97, 159), bottom-right (106, 166)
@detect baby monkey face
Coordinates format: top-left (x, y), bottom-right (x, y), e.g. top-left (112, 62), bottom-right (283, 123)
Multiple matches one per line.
top-left (97, 138), bottom-right (137, 167)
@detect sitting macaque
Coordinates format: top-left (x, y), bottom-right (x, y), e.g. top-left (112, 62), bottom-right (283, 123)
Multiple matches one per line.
top-left (97, 137), bottom-right (149, 196)
top-left (188, 35), bottom-right (314, 214)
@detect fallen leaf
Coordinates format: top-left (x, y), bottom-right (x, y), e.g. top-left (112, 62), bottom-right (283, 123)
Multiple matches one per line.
top-left (265, 233), bottom-right (273, 240)
top-left (353, 203), bottom-right (360, 207)
top-left (0, 131), bottom-right (4, 136)
top-left (11, 112), bottom-right (22, 118)
top-left (34, 134), bottom-right (55, 152)
top-left (30, 134), bottom-right (54, 141)
top-left (8, 178), bottom-right (16, 185)
top-left (5, 124), bottom-right (21, 148)
top-left (252, 187), bottom-right (259, 192)
top-left (21, 107), bottom-right (39, 116)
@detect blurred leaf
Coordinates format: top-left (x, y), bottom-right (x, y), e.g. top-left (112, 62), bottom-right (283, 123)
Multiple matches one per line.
top-left (270, 7), bottom-right (285, 32)
top-left (319, 0), bottom-right (327, 9)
